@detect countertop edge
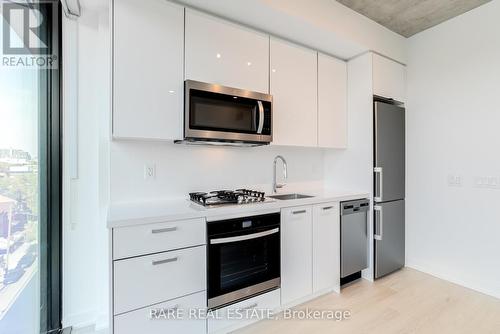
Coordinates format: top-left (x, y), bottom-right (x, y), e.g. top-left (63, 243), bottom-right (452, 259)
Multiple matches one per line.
top-left (107, 191), bottom-right (371, 229)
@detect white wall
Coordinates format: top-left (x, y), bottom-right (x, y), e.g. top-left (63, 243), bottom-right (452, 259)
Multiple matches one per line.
top-left (62, 4), bottom-right (110, 330)
top-left (178, 0), bottom-right (407, 62)
top-left (406, 0), bottom-right (500, 298)
top-left (110, 142), bottom-right (324, 203)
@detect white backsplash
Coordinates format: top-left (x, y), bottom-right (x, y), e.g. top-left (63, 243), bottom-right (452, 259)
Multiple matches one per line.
top-left (110, 141), bottom-right (326, 203)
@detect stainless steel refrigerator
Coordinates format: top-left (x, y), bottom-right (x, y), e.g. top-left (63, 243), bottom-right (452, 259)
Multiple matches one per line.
top-left (373, 98), bottom-right (405, 279)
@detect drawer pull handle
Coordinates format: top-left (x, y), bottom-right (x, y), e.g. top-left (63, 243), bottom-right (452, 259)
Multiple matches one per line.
top-left (151, 226), bottom-right (177, 234)
top-left (240, 303), bottom-right (258, 311)
top-left (152, 257), bottom-right (178, 266)
top-left (292, 210), bottom-right (307, 215)
top-left (150, 304), bottom-right (179, 319)
top-left (322, 206), bottom-right (333, 211)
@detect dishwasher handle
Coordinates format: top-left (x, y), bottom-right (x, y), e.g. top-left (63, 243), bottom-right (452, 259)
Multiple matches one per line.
top-left (341, 199), bottom-right (370, 215)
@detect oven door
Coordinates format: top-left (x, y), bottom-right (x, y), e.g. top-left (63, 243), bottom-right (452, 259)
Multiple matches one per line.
top-left (208, 226), bottom-right (280, 309)
top-left (185, 80), bottom-right (272, 144)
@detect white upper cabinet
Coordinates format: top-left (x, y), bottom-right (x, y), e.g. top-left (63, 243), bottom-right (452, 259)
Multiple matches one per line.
top-left (372, 53), bottom-right (406, 103)
top-left (185, 9), bottom-right (269, 93)
top-left (113, 0), bottom-right (184, 140)
top-left (270, 38), bottom-right (318, 147)
top-left (318, 53), bottom-right (347, 149)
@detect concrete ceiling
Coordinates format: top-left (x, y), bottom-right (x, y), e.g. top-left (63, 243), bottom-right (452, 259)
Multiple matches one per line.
top-left (335, 0), bottom-right (492, 37)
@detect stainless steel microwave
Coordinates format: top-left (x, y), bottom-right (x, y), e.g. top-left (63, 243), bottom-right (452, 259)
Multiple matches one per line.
top-left (178, 80), bottom-right (272, 146)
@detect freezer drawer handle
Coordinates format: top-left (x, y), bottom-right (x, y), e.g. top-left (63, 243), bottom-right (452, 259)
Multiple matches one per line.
top-left (374, 205), bottom-right (383, 241)
top-left (292, 209), bottom-right (307, 215)
top-left (374, 167), bottom-right (383, 202)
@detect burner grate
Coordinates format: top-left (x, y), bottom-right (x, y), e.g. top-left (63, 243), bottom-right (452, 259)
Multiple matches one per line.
top-left (189, 189), bottom-right (266, 207)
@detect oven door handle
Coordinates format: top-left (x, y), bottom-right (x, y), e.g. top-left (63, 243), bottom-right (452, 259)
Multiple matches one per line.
top-left (210, 227), bottom-right (279, 245)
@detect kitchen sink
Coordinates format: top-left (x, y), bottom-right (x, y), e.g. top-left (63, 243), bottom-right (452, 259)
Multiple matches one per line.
top-left (268, 193), bottom-right (314, 200)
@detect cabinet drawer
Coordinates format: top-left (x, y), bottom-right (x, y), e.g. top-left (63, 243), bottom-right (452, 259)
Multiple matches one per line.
top-left (113, 218), bottom-right (205, 260)
top-left (208, 289), bottom-right (280, 334)
top-left (114, 246), bottom-right (206, 315)
top-left (114, 291), bottom-right (206, 334)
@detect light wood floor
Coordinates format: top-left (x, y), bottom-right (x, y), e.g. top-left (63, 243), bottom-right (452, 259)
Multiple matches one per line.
top-left (234, 268), bottom-right (500, 334)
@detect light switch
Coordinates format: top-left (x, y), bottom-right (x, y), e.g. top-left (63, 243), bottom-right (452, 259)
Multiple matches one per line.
top-left (447, 174), bottom-right (462, 187)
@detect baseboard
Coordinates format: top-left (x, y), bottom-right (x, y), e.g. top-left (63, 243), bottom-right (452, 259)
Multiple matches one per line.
top-left (62, 309), bottom-right (97, 331)
top-left (406, 262), bottom-right (500, 300)
top-left (94, 312), bottom-right (109, 332)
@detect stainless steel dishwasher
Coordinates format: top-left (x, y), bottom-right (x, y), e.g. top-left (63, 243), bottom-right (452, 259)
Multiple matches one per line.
top-left (341, 199), bottom-right (370, 280)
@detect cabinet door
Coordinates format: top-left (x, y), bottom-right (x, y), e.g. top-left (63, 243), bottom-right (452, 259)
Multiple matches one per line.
top-left (270, 38), bottom-right (318, 147)
top-left (185, 9), bottom-right (269, 93)
top-left (372, 53), bottom-right (406, 103)
top-left (281, 206), bottom-right (312, 305)
top-left (313, 202), bottom-right (340, 294)
top-left (318, 53), bottom-right (347, 148)
top-left (113, 0), bottom-right (183, 140)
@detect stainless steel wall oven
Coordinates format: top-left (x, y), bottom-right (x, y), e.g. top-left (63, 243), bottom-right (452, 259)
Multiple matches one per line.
top-left (207, 213), bottom-right (280, 309)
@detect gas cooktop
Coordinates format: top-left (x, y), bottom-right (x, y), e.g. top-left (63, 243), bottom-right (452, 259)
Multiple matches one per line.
top-left (189, 189), bottom-right (269, 207)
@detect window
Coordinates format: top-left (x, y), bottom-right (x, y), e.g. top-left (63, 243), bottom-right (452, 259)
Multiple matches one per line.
top-left (0, 1), bottom-right (62, 333)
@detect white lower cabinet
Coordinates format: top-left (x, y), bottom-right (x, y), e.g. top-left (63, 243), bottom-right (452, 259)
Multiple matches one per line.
top-left (208, 289), bottom-right (281, 334)
top-left (113, 218), bottom-right (206, 260)
top-left (113, 246), bottom-right (206, 315)
top-left (313, 202), bottom-right (341, 293)
top-left (114, 291), bottom-right (206, 334)
top-left (280, 206), bottom-right (313, 306)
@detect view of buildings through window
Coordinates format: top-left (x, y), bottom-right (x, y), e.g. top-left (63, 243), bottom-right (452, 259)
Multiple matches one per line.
top-left (0, 35), bottom-right (40, 334)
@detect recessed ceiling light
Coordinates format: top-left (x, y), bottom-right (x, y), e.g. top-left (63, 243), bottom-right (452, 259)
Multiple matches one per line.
top-left (247, 61), bottom-right (252, 66)
top-left (216, 53), bottom-right (221, 59)
top-left (168, 90), bottom-right (175, 94)
top-left (272, 68), bottom-right (276, 73)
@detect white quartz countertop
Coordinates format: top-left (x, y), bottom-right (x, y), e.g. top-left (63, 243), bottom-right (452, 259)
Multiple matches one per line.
top-left (107, 189), bottom-right (370, 228)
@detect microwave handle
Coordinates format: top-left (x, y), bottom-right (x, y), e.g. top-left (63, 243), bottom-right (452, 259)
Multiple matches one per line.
top-left (257, 101), bottom-right (264, 134)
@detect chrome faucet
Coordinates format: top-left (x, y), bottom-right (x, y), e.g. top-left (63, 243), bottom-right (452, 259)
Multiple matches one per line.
top-left (273, 155), bottom-right (287, 193)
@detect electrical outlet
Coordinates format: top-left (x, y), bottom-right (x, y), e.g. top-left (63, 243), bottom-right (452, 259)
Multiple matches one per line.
top-left (144, 163), bottom-right (156, 180)
top-left (447, 174), bottom-right (462, 187)
top-left (474, 176), bottom-right (500, 189)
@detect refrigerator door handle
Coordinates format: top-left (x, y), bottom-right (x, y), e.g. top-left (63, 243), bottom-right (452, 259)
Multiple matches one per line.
top-left (374, 205), bottom-right (383, 241)
top-left (374, 167), bottom-right (383, 202)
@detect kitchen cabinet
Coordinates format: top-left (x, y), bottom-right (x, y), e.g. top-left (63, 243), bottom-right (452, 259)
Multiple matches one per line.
top-left (270, 38), bottom-right (318, 147)
top-left (185, 9), bottom-right (269, 93)
top-left (114, 291), bottom-right (206, 334)
top-left (113, 246), bottom-right (206, 315)
top-left (281, 205), bottom-right (313, 305)
top-left (113, 217), bottom-right (205, 260)
top-left (208, 289), bottom-right (280, 334)
top-left (113, 0), bottom-right (183, 140)
top-left (313, 202), bottom-right (340, 293)
top-left (318, 53), bottom-right (348, 149)
top-left (372, 53), bottom-right (406, 103)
